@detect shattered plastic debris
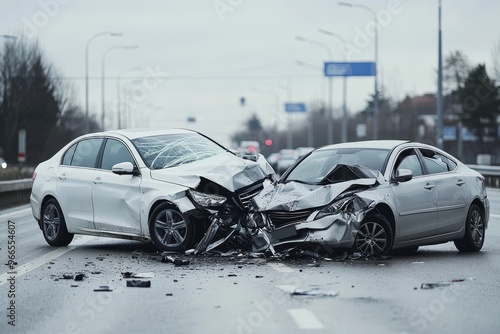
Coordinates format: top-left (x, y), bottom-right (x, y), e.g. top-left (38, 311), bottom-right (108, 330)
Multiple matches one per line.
top-left (121, 272), bottom-right (133, 278)
top-left (74, 273), bottom-right (85, 281)
top-left (278, 285), bottom-right (338, 297)
top-left (62, 274), bottom-right (74, 279)
top-left (94, 286), bottom-right (113, 292)
top-left (126, 280), bottom-right (151, 288)
top-left (131, 272), bottom-right (155, 278)
top-left (161, 254), bottom-right (190, 266)
top-left (421, 282), bottom-right (452, 289)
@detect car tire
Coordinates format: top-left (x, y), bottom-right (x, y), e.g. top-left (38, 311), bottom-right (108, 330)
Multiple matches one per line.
top-left (149, 203), bottom-right (194, 251)
top-left (354, 214), bottom-right (394, 256)
top-left (41, 199), bottom-right (74, 246)
top-left (454, 204), bottom-right (485, 252)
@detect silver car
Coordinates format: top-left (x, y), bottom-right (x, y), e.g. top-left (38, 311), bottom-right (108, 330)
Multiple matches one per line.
top-left (30, 129), bottom-right (274, 252)
top-left (254, 140), bottom-right (489, 255)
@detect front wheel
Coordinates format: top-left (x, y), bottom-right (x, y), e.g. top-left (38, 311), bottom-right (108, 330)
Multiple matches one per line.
top-left (454, 204), bottom-right (485, 252)
top-left (354, 214), bottom-right (394, 256)
top-left (41, 199), bottom-right (74, 246)
top-left (149, 203), bottom-right (194, 251)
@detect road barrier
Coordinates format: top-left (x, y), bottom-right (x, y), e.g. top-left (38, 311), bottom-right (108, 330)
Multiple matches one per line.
top-left (0, 178), bottom-right (32, 209)
top-left (0, 165), bottom-right (499, 210)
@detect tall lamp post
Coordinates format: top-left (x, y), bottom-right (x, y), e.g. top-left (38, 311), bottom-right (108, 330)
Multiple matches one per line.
top-left (101, 45), bottom-right (138, 130)
top-left (117, 67), bottom-right (143, 129)
top-left (295, 36), bottom-right (334, 144)
top-left (85, 32), bottom-right (122, 132)
top-left (318, 29), bottom-right (349, 143)
top-left (338, 2), bottom-right (379, 140)
top-left (296, 60), bottom-right (324, 147)
top-left (437, 0), bottom-right (443, 148)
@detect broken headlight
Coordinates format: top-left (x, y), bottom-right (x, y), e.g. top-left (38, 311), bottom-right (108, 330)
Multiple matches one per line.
top-left (315, 196), bottom-right (354, 220)
top-left (188, 189), bottom-right (227, 208)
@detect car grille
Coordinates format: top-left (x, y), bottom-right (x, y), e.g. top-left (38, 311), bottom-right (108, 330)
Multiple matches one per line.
top-left (266, 209), bottom-right (314, 228)
top-left (238, 181), bottom-right (264, 209)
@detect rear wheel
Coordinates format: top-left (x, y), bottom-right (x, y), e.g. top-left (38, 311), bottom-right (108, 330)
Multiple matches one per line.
top-left (454, 204), bottom-right (485, 252)
top-left (149, 203), bottom-right (194, 251)
top-left (354, 214), bottom-right (394, 256)
top-left (41, 199), bottom-right (74, 246)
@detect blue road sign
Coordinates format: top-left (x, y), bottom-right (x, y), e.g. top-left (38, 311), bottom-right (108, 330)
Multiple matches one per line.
top-left (324, 62), bottom-right (375, 77)
top-left (284, 102), bottom-right (307, 112)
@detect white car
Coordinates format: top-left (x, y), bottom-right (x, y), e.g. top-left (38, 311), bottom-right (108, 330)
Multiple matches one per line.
top-left (30, 129), bottom-right (274, 251)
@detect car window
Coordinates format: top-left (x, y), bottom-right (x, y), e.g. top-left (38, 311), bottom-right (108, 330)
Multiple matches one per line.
top-left (61, 143), bottom-right (77, 166)
top-left (285, 148), bottom-right (389, 184)
top-left (101, 139), bottom-right (135, 170)
top-left (394, 149), bottom-right (423, 177)
top-left (70, 138), bottom-right (103, 168)
top-left (132, 133), bottom-right (225, 169)
top-left (418, 148), bottom-right (456, 174)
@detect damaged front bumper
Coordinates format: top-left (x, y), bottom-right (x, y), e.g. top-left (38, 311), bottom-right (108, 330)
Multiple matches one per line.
top-left (262, 195), bottom-right (376, 252)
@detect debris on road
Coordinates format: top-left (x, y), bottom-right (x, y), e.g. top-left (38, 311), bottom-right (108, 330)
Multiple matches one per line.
top-left (161, 254), bottom-right (190, 266)
top-left (74, 273), bottom-right (85, 281)
top-left (126, 280), bottom-right (151, 288)
top-left (94, 286), bottom-right (113, 292)
top-left (278, 285), bottom-right (339, 297)
top-left (62, 274), bottom-right (74, 280)
top-left (131, 272), bottom-right (155, 278)
top-left (421, 282), bottom-right (452, 289)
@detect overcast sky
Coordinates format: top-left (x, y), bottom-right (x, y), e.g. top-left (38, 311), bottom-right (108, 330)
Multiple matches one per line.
top-left (1, 0), bottom-right (500, 146)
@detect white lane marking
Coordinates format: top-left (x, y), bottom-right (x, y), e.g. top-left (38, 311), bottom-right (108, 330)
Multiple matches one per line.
top-left (0, 219), bottom-right (35, 231)
top-left (287, 309), bottom-right (324, 330)
top-left (0, 236), bottom-right (96, 286)
top-left (267, 262), bottom-right (295, 273)
top-left (490, 213), bottom-right (500, 219)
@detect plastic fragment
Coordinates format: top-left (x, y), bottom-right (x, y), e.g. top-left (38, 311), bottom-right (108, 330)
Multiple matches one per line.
top-left (74, 273), bottom-right (85, 281)
top-left (126, 280), bottom-right (151, 288)
top-left (131, 272), bottom-right (155, 278)
top-left (94, 286), bottom-right (113, 292)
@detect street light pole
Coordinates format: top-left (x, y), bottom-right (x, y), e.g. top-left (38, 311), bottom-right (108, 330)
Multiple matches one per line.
top-left (117, 67), bottom-right (143, 129)
top-left (318, 29), bottom-right (349, 143)
top-left (338, 2), bottom-right (379, 140)
top-left (101, 45), bottom-right (138, 130)
top-left (85, 32), bottom-right (122, 132)
top-left (437, 0), bottom-right (443, 148)
top-left (295, 36), bottom-right (334, 144)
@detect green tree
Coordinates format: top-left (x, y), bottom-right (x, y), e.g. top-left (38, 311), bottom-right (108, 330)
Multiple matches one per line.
top-left (457, 64), bottom-right (500, 147)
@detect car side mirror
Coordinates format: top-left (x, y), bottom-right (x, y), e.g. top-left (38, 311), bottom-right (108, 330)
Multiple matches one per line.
top-left (394, 168), bottom-right (412, 183)
top-left (112, 162), bottom-right (139, 176)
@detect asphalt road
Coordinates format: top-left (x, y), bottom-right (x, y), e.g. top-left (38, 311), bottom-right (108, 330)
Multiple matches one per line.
top-left (1, 189), bottom-right (500, 334)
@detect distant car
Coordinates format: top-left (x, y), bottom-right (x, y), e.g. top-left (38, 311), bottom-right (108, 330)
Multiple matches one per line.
top-left (295, 147), bottom-right (314, 160)
top-left (30, 129), bottom-right (274, 251)
top-left (0, 157), bottom-right (6, 169)
top-left (255, 140), bottom-right (489, 255)
top-left (276, 149), bottom-right (296, 175)
top-left (266, 152), bottom-right (280, 172)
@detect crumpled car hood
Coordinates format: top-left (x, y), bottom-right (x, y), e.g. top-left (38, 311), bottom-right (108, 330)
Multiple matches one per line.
top-left (150, 152), bottom-right (274, 192)
top-left (254, 164), bottom-right (382, 211)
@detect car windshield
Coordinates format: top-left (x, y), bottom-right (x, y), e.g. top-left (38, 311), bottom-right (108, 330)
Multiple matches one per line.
top-left (284, 148), bottom-right (390, 184)
top-left (132, 133), bottom-right (226, 169)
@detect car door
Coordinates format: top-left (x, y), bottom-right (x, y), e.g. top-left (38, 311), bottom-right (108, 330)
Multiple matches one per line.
top-left (417, 148), bottom-right (467, 235)
top-left (57, 138), bottom-right (104, 232)
top-left (91, 138), bottom-right (143, 235)
top-left (390, 148), bottom-right (438, 242)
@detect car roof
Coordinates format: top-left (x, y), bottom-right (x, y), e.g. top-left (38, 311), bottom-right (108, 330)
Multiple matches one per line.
top-left (316, 140), bottom-right (410, 151)
top-left (87, 128), bottom-right (197, 140)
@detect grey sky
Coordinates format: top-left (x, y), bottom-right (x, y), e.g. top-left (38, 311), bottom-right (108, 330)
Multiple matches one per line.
top-left (1, 0), bottom-right (499, 146)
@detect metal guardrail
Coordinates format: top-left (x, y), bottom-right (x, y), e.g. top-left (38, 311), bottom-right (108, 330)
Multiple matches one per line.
top-left (0, 178), bottom-right (32, 209)
top-left (0, 165), bottom-right (499, 209)
top-left (468, 165), bottom-right (500, 188)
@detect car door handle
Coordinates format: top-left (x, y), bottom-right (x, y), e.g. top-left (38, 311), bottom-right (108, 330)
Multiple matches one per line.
top-left (58, 173), bottom-right (66, 180)
top-left (456, 179), bottom-right (466, 186)
top-left (424, 183), bottom-right (434, 190)
top-left (93, 177), bottom-right (102, 184)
